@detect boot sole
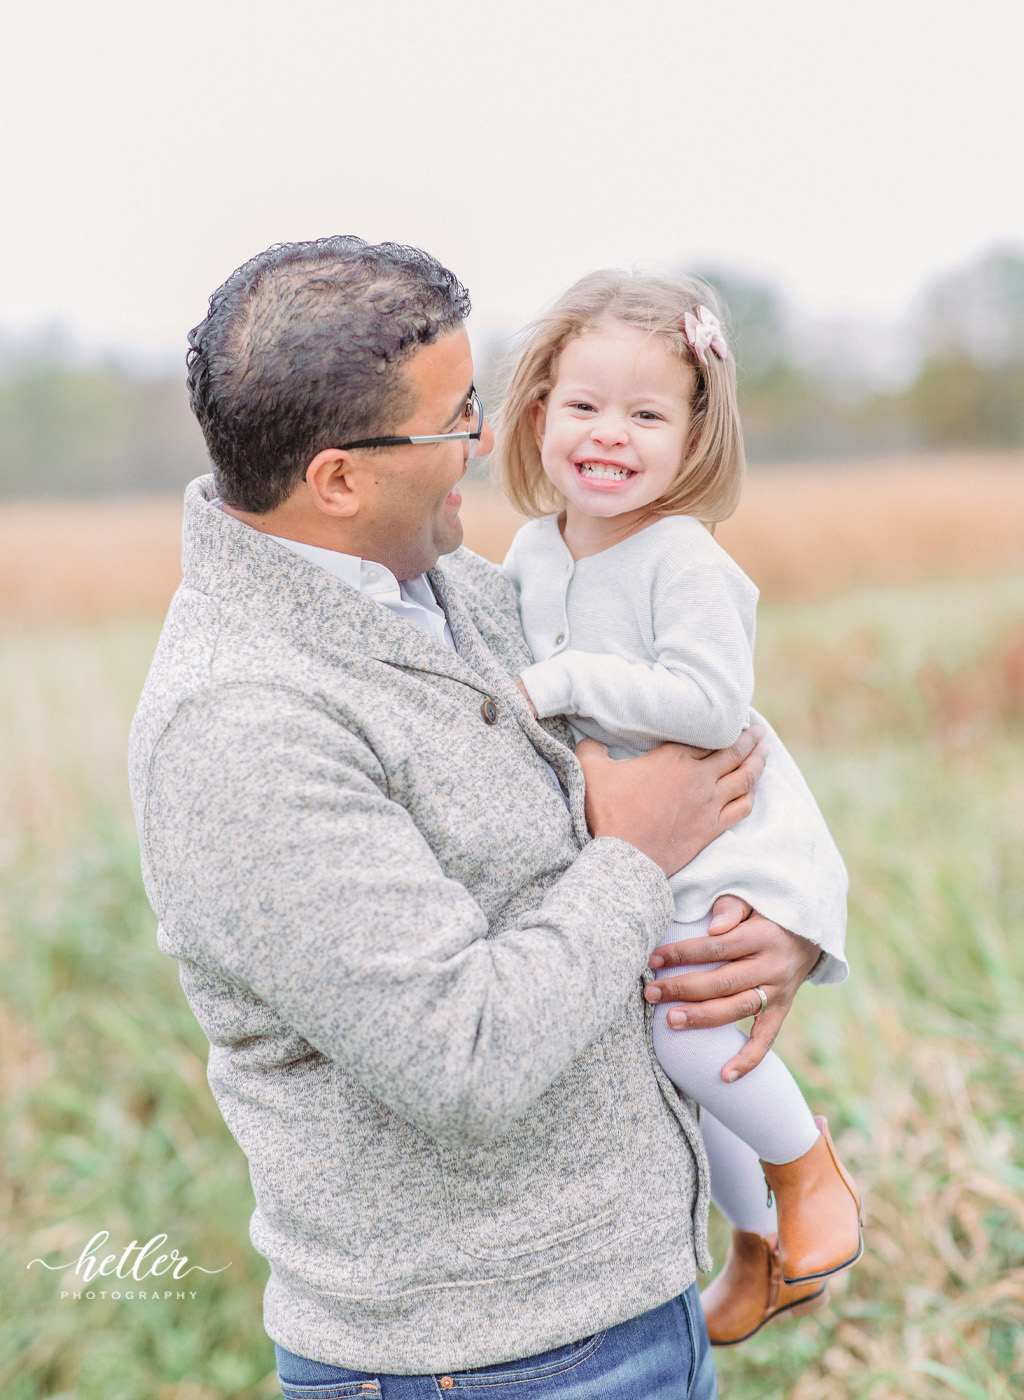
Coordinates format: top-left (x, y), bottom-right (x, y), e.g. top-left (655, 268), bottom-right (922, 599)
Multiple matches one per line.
top-left (708, 1283), bottom-right (830, 1347)
top-left (781, 1224), bottom-right (863, 1286)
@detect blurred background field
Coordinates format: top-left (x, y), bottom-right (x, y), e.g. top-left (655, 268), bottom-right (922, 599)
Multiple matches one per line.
top-left (2, 159), bottom-right (1023, 1400)
top-left (5, 3), bottom-right (1024, 1394)
top-left (3, 456), bottom-right (1024, 626)
top-left (2, 233), bottom-right (1023, 1400)
top-left (1, 470), bottom-right (1023, 1399)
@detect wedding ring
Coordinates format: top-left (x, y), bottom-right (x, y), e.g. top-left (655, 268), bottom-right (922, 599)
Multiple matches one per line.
top-left (752, 985), bottom-right (769, 1017)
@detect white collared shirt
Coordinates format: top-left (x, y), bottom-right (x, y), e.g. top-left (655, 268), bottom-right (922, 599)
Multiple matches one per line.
top-left (267, 535), bottom-right (455, 651)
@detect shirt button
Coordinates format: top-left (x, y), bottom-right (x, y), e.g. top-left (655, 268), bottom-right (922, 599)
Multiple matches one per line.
top-left (365, 568), bottom-right (380, 583)
top-left (439, 1379), bottom-right (454, 1390)
top-left (481, 700), bottom-right (498, 725)
top-left (554, 633), bottom-right (565, 645)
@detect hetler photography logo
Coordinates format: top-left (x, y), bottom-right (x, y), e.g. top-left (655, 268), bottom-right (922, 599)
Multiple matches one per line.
top-left (27, 1229), bottom-right (231, 1302)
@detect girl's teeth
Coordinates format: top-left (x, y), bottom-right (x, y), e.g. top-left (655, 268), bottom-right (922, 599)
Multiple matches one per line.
top-left (578, 463), bottom-right (633, 480)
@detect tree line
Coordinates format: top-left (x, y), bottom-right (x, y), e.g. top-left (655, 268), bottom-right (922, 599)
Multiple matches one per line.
top-left (1, 245), bottom-right (1022, 498)
top-left (698, 244), bottom-right (1024, 462)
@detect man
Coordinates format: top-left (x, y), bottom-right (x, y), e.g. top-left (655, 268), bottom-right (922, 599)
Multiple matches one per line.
top-left (129, 237), bottom-right (844, 1397)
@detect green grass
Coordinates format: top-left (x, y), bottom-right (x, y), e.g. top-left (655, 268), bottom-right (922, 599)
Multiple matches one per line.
top-left (1, 580), bottom-right (1023, 1399)
top-left (0, 622), bottom-right (277, 1400)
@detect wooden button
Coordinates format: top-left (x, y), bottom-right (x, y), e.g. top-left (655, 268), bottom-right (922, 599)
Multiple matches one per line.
top-left (439, 1378), bottom-right (454, 1390)
top-left (480, 699), bottom-right (498, 725)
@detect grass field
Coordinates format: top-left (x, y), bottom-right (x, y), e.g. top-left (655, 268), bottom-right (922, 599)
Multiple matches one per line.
top-left (1, 485), bottom-right (1023, 1396)
top-left (1, 455), bottom-right (1023, 627)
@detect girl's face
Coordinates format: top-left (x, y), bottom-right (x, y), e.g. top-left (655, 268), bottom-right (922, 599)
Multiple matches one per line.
top-left (533, 318), bottom-right (694, 544)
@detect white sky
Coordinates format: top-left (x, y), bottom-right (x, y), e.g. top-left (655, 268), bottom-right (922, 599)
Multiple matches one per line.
top-left (2, 0), bottom-right (1022, 362)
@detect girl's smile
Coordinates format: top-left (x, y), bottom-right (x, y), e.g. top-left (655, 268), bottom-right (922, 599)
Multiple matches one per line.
top-left (533, 318), bottom-right (695, 556)
top-left (574, 460), bottom-right (637, 485)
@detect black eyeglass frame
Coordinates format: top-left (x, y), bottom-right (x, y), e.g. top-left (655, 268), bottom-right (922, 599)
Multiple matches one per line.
top-left (335, 389), bottom-right (484, 456)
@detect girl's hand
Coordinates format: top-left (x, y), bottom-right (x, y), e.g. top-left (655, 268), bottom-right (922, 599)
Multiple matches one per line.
top-left (513, 678), bottom-right (539, 718)
top-left (643, 897), bottom-right (820, 1081)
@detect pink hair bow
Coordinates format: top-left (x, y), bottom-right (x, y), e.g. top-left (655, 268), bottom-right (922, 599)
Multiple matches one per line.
top-left (683, 305), bottom-right (728, 365)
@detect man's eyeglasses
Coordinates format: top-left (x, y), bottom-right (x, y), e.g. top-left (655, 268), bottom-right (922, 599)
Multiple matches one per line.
top-left (336, 389), bottom-right (485, 458)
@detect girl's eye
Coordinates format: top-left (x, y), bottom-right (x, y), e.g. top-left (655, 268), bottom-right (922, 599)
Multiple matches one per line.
top-left (635, 410), bottom-right (663, 422)
top-left (569, 400), bottom-right (596, 413)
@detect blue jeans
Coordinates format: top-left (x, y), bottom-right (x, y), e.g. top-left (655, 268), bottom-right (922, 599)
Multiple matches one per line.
top-left (275, 1284), bottom-right (717, 1398)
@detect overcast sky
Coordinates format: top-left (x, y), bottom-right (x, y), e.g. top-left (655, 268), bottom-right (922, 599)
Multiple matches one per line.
top-left (2, 0), bottom-right (1022, 364)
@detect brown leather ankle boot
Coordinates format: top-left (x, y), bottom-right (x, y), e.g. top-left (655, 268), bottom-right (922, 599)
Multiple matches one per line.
top-left (700, 1230), bottom-right (830, 1346)
top-left (760, 1115), bottom-right (864, 1285)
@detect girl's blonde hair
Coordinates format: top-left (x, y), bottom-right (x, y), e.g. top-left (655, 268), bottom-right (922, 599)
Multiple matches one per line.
top-left (494, 269), bottom-right (745, 524)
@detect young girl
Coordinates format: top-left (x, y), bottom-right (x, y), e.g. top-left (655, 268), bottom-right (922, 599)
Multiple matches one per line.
top-left (495, 270), bottom-right (863, 1346)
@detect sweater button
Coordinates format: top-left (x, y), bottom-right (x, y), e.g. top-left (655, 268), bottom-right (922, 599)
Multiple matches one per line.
top-left (439, 1379), bottom-right (454, 1390)
top-left (554, 633), bottom-right (565, 645)
top-left (480, 699), bottom-right (498, 725)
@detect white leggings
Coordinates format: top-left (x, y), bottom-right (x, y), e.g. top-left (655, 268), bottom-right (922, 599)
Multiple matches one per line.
top-left (651, 914), bottom-right (820, 1235)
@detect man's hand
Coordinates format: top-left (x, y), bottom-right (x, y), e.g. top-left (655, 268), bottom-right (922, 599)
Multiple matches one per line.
top-left (643, 896), bottom-right (820, 1081)
top-left (576, 729), bottom-right (766, 878)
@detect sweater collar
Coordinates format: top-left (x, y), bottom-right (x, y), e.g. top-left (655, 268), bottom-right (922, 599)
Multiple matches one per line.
top-left (181, 476), bottom-right (500, 691)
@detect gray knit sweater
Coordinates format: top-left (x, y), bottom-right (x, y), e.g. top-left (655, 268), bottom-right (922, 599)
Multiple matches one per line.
top-left (129, 477), bottom-right (717, 1373)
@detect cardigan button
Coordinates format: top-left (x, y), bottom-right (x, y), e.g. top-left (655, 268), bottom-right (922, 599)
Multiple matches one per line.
top-left (480, 699), bottom-right (499, 725)
top-left (554, 633), bottom-right (565, 645)
top-left (439, 1379), bottom-right (454, 1390)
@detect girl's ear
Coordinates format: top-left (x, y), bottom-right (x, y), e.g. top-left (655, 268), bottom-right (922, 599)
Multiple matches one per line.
top-left (531, 397), bottom-right (547, 451)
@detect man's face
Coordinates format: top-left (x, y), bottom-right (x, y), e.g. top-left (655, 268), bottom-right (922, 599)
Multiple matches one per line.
top-left (358, 328), bottom-right (493, 579)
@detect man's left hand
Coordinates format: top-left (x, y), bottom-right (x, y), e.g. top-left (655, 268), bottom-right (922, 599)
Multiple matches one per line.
top-left (643, 896), bottom-right (819, 1082)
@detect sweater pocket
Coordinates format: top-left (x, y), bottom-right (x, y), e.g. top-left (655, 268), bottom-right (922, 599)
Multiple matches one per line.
top-left (440, 1042), bottom-right (628, 1261)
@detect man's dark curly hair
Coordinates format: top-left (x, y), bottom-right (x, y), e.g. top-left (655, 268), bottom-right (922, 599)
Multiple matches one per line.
top-left (186, 236), bottom-right (472, 513)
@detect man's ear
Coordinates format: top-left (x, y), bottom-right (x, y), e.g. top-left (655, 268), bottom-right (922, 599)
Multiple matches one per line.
top-left (531, 397), bottom-right (547, 451)
top-left (304, 449), bottom-right (362, 518)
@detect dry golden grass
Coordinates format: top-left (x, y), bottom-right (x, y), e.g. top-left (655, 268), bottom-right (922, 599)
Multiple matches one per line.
top-left (0, 498), bottom-right (188, 629)
top-left (1, 454), bottom-right (1022, 628)
top-left (716, 454), bottom-right (1024, 601)
top-left (469, 454), bottom-right (1024, 601)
